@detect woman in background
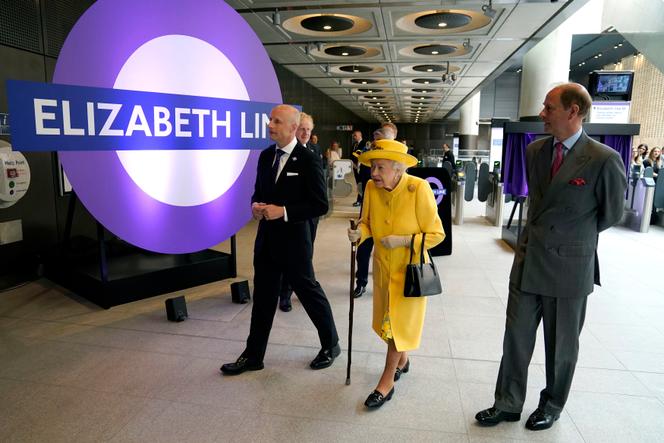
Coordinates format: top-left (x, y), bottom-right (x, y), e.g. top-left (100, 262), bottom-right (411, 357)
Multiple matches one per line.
top-left (643, 146), bottom-right (662, 179)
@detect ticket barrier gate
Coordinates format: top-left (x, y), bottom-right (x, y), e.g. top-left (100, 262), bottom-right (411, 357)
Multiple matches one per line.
top-left (450, 167), bottom-right (466, 225)
top-left (626, 176), bottom-right (656, 233)
top-left (484, 174), bottom-right (505, 227)
top-left (480, 162), bottom-right (504, 227)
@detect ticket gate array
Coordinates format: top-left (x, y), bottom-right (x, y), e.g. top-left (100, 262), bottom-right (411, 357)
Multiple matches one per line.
top-left (449, 160), bottom-right (505, 226)
top-left (625, 165), bottom-right (663, 232)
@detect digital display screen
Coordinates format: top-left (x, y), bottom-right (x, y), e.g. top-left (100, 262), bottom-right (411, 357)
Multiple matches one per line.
top-left (596, 74), bottom-right (631, 93)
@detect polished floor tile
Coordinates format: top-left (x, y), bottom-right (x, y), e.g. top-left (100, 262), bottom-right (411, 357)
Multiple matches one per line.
top-left (2, 200), bottom-right (664, 442)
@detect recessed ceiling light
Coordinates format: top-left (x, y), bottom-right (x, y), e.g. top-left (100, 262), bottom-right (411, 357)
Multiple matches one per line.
top-left (424, 81), bottom-right (430, 84)
top-left (361, 81), bottom-right (367, 84)
top-left (431, 51), bottom-right (439, 55)
top-left (323, 25), bottom-right (332, 30)
top-left (438, 22), bottom-right (447, 27)
top-left (426, 69), bottom-right (433, 72)
top-left (342, 52), bottom-right (349, 56)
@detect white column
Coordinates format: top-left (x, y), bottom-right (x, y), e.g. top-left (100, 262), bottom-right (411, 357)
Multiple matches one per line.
top-left (460, 92), bottom-right (480, 136)
top-left (459, 92), bottom-right (480, 159)
top-left (518, 0), bottom-right (604, 119)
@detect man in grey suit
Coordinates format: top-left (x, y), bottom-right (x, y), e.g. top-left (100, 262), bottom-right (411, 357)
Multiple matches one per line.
top-left (476, 83), bottom-right (627, 431)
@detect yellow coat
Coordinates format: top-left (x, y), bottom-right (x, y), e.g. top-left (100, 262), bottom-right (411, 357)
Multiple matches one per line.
top-left (358, 173), bottom-right (445, 351)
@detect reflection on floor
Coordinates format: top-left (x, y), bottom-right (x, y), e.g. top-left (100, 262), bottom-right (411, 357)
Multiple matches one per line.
top-left (2, 198), bottom-right (664, 442)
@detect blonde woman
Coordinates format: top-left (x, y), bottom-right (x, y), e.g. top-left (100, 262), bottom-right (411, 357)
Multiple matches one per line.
top-left (643, 146), bottom-right (662, 178)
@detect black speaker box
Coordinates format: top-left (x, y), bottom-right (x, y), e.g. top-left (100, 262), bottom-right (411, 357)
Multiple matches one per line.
top-left (231, 280), bottom-right (251, 304)
top-left (165, 296), bottom-right (188, 322)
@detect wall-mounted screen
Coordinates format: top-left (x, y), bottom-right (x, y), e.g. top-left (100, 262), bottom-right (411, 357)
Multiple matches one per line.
top-left (588, 71), bottom-right (634, 101)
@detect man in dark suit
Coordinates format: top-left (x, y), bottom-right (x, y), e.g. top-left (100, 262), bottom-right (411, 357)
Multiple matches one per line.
top-left (442, 143), bottom-right (455, 166)
top-left (476, 83), bottom-right (626, 430)
top-left (353, 123), bottom-right (397, 298)
top-left (351, 130), bottom-right (367, 207)
top-left (279, 112), bottom-right (325, 312)
top-left (221, 105), bottom-right (340, 375)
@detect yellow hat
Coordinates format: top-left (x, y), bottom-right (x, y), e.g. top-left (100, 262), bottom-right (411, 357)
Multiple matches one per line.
top-left (358, 139), bottom-right (418, 168)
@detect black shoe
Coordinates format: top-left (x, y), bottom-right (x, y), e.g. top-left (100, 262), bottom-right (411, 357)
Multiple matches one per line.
top-left (309, 343), bottom-right (341, 370)
top-left (279, 295), bottom-right (292, 312)
top-left (220, 357), bottom-right (264, 375)
top-left (353, 286), bottom-right (366, 298)
top-left (352, 201), bottom-right (361, 207)
top-left (525, 408), bottom-right (559, 431)
top-left (364, 387), bottom-right (394, 409)
top-left (475, 407), bottom-right (521, 426)
top-left (394, 359), bottom-right (410, 381)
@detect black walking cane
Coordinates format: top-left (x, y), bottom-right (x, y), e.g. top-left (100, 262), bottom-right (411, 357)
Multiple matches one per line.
top-left (346, 219), bottom-right (358, 385)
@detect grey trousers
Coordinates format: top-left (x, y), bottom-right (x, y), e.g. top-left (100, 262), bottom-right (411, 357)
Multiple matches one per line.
top-left (494, 283), bottom-right (588, 416)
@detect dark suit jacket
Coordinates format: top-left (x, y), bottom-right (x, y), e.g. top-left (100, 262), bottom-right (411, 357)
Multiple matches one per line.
top-left (442, 151), bottom-right (455, 166)
top-left (307, 142), bottom-right (326, 170)
top-left (252, 143), bottom-right (328, 259)
top-left (509, 132), bottom-right (626, 298)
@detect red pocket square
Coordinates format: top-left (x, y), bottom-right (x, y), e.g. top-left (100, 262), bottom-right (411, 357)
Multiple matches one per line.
top-left (569, 177), bottom-right (586, 186)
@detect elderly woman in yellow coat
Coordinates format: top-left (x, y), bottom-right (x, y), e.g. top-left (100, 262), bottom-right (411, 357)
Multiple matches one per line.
top-left (347, 139), bottom-right (444, 409)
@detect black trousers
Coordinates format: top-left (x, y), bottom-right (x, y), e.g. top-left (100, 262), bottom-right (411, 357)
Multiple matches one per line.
top-left (494, 283), bottom-right (588, 416)
top-left (355, 237), bottom-right (373, 288)
top-left (245, 247), bottom-right (338, 362)
top-left (280, 218), bottom-right (318, 300)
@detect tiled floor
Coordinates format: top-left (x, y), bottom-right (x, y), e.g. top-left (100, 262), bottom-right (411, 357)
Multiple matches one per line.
top-left (1, 196), bottom-right (664, 442)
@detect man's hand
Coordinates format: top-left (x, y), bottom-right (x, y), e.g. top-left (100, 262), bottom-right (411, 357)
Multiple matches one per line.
top-left (261, 204), bottom-right (285, 221)
top-left (380, 235), bottom-right (411, 249)
top-left (347, 228), bottom-right (361, 243)
top-left (252, 202), bottom-right (266, 220)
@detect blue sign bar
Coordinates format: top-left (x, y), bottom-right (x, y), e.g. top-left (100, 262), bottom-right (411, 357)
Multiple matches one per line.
top-left (6, 80), bottom-right (280, 151)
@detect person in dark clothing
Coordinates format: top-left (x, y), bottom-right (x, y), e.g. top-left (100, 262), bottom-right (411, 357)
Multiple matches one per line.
top-left (442, 143), bottom-right (455, 166)
top-left (351, 130), bottom-right (368, 207)
top-left (354, 123), bottom-right (397, 298)
top-left (279, 112), bottom-right (324, 312)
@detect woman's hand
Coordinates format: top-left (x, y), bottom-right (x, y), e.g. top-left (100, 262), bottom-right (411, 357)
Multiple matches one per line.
top-left (347, 228), bottom-right (361, 243)
top-left (380, 235), bottom-right (411, 249)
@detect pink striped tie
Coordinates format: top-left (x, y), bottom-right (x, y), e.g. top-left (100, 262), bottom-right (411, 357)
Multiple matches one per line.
top-left (550, 142), bottom-right (564, 178)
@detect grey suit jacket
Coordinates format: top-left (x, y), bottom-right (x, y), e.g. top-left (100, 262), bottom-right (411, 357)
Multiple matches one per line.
top-left (509, 132), bottom-right (627, 298)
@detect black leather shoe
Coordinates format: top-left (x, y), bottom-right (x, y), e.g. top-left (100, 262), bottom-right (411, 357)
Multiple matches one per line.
top-left (309, 343), bottom-right (341, 369)
top-left (364, 387), bottom-right (394, 409)
top-left (394, 359), bottom-right (410, 381)
top-left (279, 295), bottom-right (292, 312)
top-left (353, 286), bottom-right (366, 298)
top-left (475, 407), bottom-right (521, 426)
top-left (352, 201), bottom-right (361, 207)
top-left (525, 408), bottom-right (559, 431)
top-left (220, 357), bottom-right (264, 375)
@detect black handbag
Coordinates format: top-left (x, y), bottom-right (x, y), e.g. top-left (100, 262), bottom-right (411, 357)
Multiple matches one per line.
top-left (404, 233), bottom-right (442, 297)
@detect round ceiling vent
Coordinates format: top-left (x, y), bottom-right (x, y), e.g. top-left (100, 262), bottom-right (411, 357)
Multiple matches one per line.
top-left (414, 12), bottom-right (471, 30)
top-left (283, 13), bottom-right (373, 36)
top-left (340, 65), bottom-right (372, 73)
top-left (413, 78), bottom-right (441, 84)
top-left (414, 44), bottom-right (457, 56)
top-left (350, 78), bottom-right (379, 84)
top-left (326, 46), bottom-right (366, 57)
top-left (301, 15), bottom-right (354, 32)
top-left (395, 9), bottom-right (491, 35)
top-left (413, 64), bottom-right (444, 72)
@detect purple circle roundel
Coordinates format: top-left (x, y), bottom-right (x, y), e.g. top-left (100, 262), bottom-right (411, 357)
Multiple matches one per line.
top-left (53, 0), bottom-right (282, 253)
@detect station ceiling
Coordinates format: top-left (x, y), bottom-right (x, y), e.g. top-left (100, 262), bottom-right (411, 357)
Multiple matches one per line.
top-left (231, 0), bottom-right (588, 123)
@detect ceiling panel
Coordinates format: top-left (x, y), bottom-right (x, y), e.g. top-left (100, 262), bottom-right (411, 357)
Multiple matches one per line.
top-left (233, 0), bottom-right (582, 123)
